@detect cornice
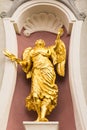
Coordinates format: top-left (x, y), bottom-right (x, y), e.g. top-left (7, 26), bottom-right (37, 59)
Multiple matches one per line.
top-left (0, 0), bottom-right (86, 20)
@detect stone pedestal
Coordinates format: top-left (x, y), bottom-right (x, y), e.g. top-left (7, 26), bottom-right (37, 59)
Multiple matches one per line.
top-left (23, 121), bottom-right (59, 130)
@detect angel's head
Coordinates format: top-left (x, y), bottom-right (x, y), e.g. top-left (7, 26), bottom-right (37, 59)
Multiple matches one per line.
top-left (35, 39), bottom-right (45, 47)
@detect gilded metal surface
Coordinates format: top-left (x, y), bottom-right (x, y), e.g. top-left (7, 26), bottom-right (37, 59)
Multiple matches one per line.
top-left (3, 28), bottom-right (66, 121)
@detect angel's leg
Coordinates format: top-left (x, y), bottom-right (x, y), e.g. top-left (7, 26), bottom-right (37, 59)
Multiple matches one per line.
top-left (33, 97), bottom-right (41, 121)
top-left (40, 98), bottom-right (51, 121)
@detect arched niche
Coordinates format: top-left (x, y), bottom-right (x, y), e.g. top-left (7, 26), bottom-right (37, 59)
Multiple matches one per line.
top-left (0, 0), bottom-right (87, 130)
top-left (11, 1), bottom-right (76, 34)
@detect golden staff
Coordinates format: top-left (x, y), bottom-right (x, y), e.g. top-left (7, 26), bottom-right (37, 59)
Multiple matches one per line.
top-left (57, 28), bottom-right (64, 39)
top-left (54, 28), bottom-right (64, 49)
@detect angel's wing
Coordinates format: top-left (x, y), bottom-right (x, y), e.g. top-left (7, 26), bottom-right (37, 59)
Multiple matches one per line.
top-left (51, 28), bottom-right (66, 77)
top-left (56, 39), bottom-right (66, 76)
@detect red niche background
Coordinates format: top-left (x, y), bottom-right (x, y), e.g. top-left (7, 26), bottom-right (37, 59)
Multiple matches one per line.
top-left (6, 29), bottom-right (76, 130)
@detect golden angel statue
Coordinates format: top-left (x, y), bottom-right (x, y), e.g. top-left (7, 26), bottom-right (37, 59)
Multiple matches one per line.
top-left (3, 28), bottom-right (66, 122)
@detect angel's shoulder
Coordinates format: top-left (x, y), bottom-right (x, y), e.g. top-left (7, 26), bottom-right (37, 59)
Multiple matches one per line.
top-left (23, 47), bottom-right (32, 60)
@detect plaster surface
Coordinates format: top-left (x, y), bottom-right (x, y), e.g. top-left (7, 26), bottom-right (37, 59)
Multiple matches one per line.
top-left (0, 0), bottom-right (85, 19)
top-left (80, 18), bottom-right (87, 104)
top-left (0, 19), bottom-right (5, 89)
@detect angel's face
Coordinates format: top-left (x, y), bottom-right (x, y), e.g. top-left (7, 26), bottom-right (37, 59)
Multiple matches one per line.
top-left (35, 39), bottom-right (45, 47)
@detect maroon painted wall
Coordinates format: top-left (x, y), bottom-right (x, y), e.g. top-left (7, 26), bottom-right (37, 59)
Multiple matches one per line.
top-left (6, 29), bottom-right (76, 130)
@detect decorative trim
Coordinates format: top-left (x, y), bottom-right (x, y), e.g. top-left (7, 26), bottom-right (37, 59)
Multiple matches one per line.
top-left (23, 12), bottom-right (63, 36)
top-left (69, 21), bottom-right (87, 130)
top-left (6, 0), bottom-right (86, 20)
top-left (56, 0), bottom-right (86, 20)
top-left (11, 0), bottom-right (76, 34)
top-left (0, 12), bottom-right (7, 18)
top-left (0, 19), bottom-right (5, 88)
top-left (0, 18), bottom-right (18, 130)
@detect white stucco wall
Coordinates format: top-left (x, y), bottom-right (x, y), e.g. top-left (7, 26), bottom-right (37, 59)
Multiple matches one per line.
top-left (0, 0), bottom-right (13, 14)
top-left (80, 18), bottom-right (87, 104)
top-left (75, 0), bottom-right (87, 15)
top-left (74, 0), bottom-right (87, 105)
top-left (0, 19), bottom-right (5, 89)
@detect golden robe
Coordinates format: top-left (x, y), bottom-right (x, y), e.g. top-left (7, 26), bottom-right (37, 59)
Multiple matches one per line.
top-left (25, 47), bottom-right (58, 115)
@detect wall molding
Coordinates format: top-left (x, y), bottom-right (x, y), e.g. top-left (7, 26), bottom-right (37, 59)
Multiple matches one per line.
top-left (69, 21), bottom-right (87, 130)
top-left (0, 18), bottom-right (18, 130)
top-left (11, 0), bottom-right (76, 34)
top-left (5, 0), bottom-right (86, 20)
